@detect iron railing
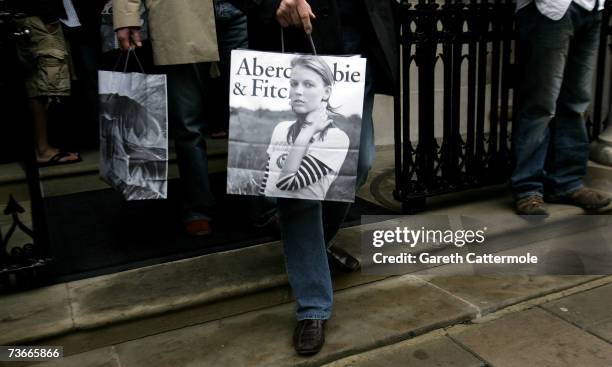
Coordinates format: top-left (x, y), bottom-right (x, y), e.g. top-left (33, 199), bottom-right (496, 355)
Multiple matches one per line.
top-left (590, 1), bottom-right (612, 138)
top-left (394, 0), bottom-right (612, 213)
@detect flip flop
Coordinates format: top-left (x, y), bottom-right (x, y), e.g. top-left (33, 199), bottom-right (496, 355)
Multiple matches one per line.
top-left (37, 151), bottom-right (83, 167)
top-left (210, 130), bottom-right (228, 139)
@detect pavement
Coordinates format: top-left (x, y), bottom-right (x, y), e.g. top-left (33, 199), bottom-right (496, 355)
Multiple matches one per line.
top-left (25, 276), bottom-right (612, 367)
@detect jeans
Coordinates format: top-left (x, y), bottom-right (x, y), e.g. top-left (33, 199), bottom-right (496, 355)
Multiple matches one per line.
top-left (165, 3), bottom-right (248, 219)
top-left (164, 63), bottom-right (216, 218)
top-left (511, 3), bottom-right (602, 199)
top-left (210, 0), bottom-right (248, 132)
top-left (279, 26), bottom-right (375, 321)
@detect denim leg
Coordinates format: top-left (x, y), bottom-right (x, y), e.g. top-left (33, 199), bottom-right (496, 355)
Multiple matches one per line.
top-left (546, 10), bottom-right (602, 195)
top-left (278, 198), bottom-right (333, 320)
top-left (165, 63), bottom-right (215, 215)
top-left (279, 23), bottom-right (376, 321)
top-left (214, 11), bottom-right (248, 132)
top-left (511, 5), bottom-right (573, 199)
top-left (321, 67), bottom-right (376, 243)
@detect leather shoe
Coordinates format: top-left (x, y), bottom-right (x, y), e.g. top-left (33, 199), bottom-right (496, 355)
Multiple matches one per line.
top-left (184, 217), bottom-right (212, 236)
top-left (293, 319), bottom-right (326, 356)
top-left (327, 245), bottom-right (360, 273)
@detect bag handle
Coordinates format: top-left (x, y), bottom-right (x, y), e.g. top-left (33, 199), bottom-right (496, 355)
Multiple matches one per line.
top-left (280, 28), bottom-right (317, 55)
top-left (112, 47), bottom-right (145, 73)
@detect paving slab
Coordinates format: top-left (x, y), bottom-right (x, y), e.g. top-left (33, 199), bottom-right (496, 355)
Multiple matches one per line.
top-left (422, 275), bottom-right (598, 315)
top-left (31, 347), bottom-right (119, 367)
top-left (112, 276), bottom-right (476, 367)
top-left (0, 284), bottom-right (73, 345)
top-left (451, 307), bottom-right (612, 367)
top-left (542, 283), bottom-right (612, 342)
top-left (324, 335), bottom-right (484, 367)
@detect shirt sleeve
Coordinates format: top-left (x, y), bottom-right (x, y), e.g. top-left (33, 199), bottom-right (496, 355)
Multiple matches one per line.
top-left (275, 128), bottom-right (350, 191)
top-left (259, 156), bottom-right (270, 195)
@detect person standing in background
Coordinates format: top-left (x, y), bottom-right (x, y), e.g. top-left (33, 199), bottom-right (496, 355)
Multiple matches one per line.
top-left (11, 0), bottom-right (82, 166)
top-left (511, 0), bottom-right (610, 215)
top-left (209, 0), bottom-right (249, 139)
top-left (61, 0), bottom-right (107, 148)
top-left (113, 0), bottom-right (220, 236)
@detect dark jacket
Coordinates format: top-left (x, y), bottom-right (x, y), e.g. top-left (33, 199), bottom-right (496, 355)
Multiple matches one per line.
top-left (10, 0), bottom-right (66, 24)
top-left (229, 0), bottom-right (398, 95)
top-left (70, 1), bottom-right (108, 39)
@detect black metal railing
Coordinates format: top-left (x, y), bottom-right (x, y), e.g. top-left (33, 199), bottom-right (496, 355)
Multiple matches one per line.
top-left (590, 1), bottom-right (612, 138)
top-left (394, 0), bottom-right (612, 213)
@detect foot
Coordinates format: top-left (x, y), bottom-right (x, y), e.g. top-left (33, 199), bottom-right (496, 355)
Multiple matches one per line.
top-left (546, 187), bottom-right (611, 211)
top-left (515, 195), bottom-right (549, 216)
top-left (293, 319), bottom-right (326, 356)
top-left (327, 245), bottom-right (360, 274)
top-left (184, 217), bottom-right (212, 236)
top-left (37, 148), bottom-right (81, 167)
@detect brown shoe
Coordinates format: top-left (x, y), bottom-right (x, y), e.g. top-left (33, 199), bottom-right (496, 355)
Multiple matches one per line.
top-left (546, 187), bottom-right (611, 210)
top-left (515, 195), bottom-right (549, 216)
top-left (184, 218), bottom-right (212, 236)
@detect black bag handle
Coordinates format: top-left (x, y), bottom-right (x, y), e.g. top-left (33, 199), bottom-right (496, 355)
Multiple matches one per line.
top-left (280, 28), bottom-right (317, 55)
top-left (112, 47), bottom-right (145, 73)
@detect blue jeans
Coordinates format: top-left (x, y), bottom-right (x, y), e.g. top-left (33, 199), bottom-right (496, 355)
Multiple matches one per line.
top-left (211, 0), bottom-right (248, 132)
top-left (165, 5), bottom-right (248, 219)
top-left (279, 26), bottom-right (375, 321)
top-left (511, 3), bottom-right (602, 199)
top-left (164, 63), bottom-right (216, 217)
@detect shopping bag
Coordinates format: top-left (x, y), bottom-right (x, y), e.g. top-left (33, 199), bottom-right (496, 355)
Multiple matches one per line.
top-left (226, 49), bottom-right (367, 202)
top-left (98, 52), bottom-right (168, 200)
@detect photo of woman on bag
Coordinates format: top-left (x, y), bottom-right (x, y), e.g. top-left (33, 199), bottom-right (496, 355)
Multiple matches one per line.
top-left (259, 55), bottom-right (350, 201)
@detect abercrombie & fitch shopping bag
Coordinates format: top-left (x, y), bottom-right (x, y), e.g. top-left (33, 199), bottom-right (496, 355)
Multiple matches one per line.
top-left (226, 49), bottom-right (367, 202)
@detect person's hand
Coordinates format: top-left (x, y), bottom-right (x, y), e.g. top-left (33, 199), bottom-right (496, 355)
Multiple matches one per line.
top-left (305, 102), bottom-right (331, 133)
top-left (116, 27), bottom-right (142, 51)
top-left (45, 21), bottom-right (60, 33)
top-left (276, 0), bottom-right (316, 34)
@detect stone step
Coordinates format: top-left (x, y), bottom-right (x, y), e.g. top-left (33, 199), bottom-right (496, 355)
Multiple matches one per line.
top-left (0, 232), bottom-right (388, 362)
top-left (585, 160), bottom-right (612, 194)
top-left (0, 137), bottom-right (229, 199)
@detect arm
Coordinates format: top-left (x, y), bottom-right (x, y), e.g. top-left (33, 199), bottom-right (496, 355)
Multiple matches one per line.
top-left (275, 152), bottom-right (334, 191)
top-left (280, 103), bottom-right (330, 178)
top-left (227, 0), bottom-right (315, 33)
top-left (259, 156), bottom-right (271, 195)
top-left (276, 110), bottom-right (337, 191)
top-left (112, 0), bottom-right (142, 50)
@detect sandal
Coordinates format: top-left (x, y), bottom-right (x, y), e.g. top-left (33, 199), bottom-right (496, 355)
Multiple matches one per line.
top-left (37, 151), bottom-right (82, 167)
top-left (210, 130), bottom-right (229, 139)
